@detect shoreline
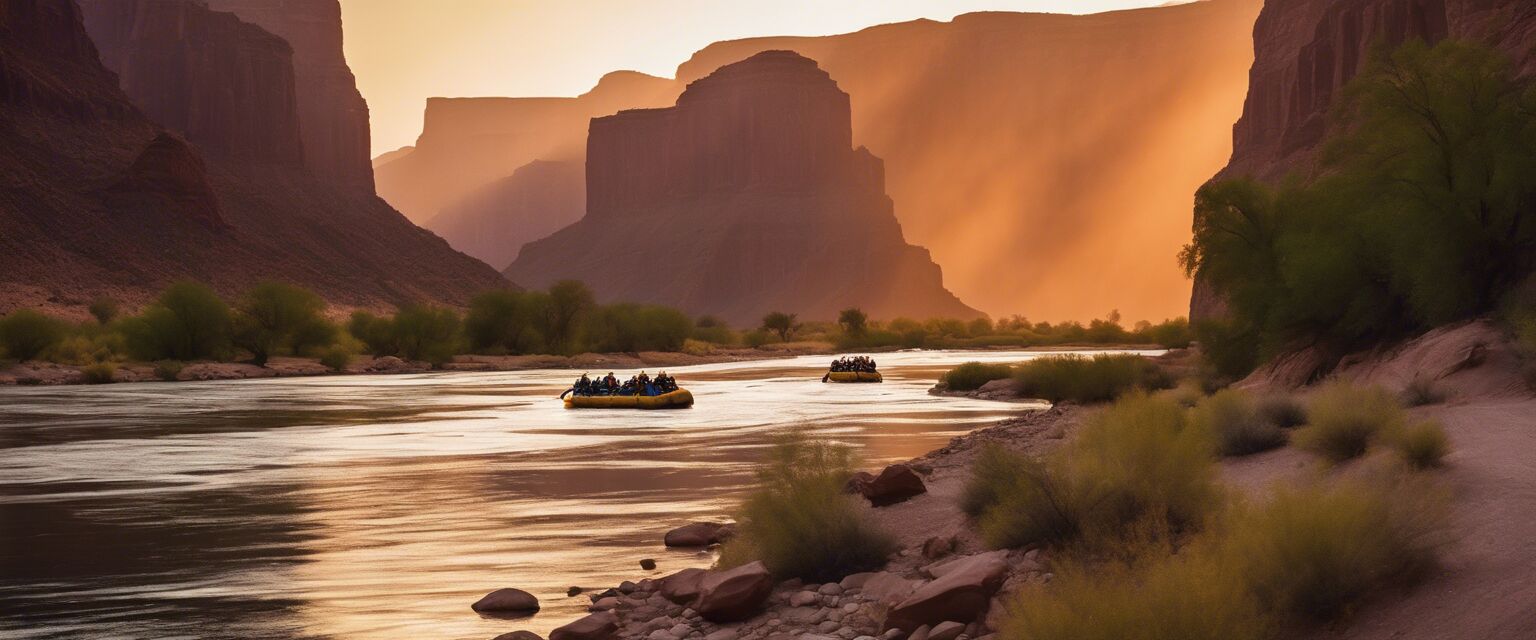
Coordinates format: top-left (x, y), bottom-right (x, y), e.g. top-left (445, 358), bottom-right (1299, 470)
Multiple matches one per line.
top-left (0, 343), bottom-right (1165, 387)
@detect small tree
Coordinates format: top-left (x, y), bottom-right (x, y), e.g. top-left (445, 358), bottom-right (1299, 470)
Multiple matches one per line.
top-left (837, 308), bottom-right (868, 336)
top-left (347, 311), bottom-right (397, 356)
top-left (393, 304), bottom-right (461, 367)
top-left (546, 280), bottom-right (595, 353)
top-left (120, 281), bottom-right (232, 361)
top-left (762, 311), bottom-right (799, 341)
top-left (230, 282), bottom-right (335, 366)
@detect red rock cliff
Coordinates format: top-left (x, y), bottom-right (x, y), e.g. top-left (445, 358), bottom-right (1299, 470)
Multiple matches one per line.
top-left (1193, 0), bottom-right (1536, 318)
top-left (80, 0), bottom-right (305, 165)
top-left (506, 51), bottom-right (979, 324)
top-left (204, 0), bottom-right (375, 192)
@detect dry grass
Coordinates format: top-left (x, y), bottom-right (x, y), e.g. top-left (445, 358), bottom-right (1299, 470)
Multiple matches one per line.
top-left (1394, 420), bottom-right (1450, 469)
top-left (1012, 354), bottom-right (1174, 404)
top-left (1296, 384), bottom-right (1406, 463)
top-left (940, 361), bottom-right (1015, 392)
top-left (1190, 388), bottom-right (1288, 456)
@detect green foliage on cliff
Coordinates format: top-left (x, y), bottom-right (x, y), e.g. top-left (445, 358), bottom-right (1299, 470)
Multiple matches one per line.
top-left (1184, 40), bottom-right (1536, 377)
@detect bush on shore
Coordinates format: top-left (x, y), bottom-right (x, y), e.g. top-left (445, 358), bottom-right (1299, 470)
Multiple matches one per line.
top-left (1012, 354), bottom-right (1173, 404)
top-left (1190, 389), bottom-right (1288, 457)
top-left (967, 394), bottom-right (1219, 552)
top-left (230, 282), bottom-right (336, 366)
top-left (1296, 384), bottom-right (1406, 463)
top-left (0, 309), bottom-right (68, 361)
top-left (718, 435), bottom-right (895, 582)
top-left (80, 362), bottom-right (116, 384)
top-left (119, 281), bottom-right (233, 361)
top-left (940, 361), bottom-right (1015, 392)
top-left (1395, 420), bottom-right (1450, 469)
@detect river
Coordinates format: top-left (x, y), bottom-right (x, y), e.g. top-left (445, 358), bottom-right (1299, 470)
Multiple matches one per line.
top-left (0, 349), bottom-right (1147, 640)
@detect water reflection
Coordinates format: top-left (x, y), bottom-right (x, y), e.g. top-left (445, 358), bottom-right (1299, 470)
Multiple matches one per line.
top-left (0, 349), bottom-right (1149, 639)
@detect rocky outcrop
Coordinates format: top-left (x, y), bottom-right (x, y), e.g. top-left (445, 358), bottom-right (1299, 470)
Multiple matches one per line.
top-left (424, 160), bottom-right (584, 269)
top-left (1191, 0), bottom-right (1536, 320)
top-left (375, 70), bottom-right (679, 223)
top-left (506, 51), bottom-right (979, 324)
top-left (81, 0), bottom-right (305, 165)
top-left (1, 0), bottom-right (507, 314)
top-left (203, 0), bottom-right (375, 192)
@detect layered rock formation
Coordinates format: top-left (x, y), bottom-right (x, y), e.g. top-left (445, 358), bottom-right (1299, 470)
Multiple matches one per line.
top-left (375, 71), bottom-right (679, 223)
top-left (81, 0), bottom-right (304, 164)
top-left (1, 0), bottom-right (506, 315)
top-left (384, 1), bottom-right (1261, 321)
top-left (424, 160), bottom-right (585, 270)
top-left (1193, 0), bottom-right (1536, 318)
top-left (203, 0), bottom-right (375, 191)
top-left (506, 51), bottom-right (979, 324)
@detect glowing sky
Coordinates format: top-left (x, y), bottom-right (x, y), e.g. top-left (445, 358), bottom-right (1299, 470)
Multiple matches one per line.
top-left (340, 0), bottom-right (1178, 156)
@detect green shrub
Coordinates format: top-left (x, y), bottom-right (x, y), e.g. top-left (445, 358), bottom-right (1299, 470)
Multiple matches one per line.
top-left (940, 361), bottom-right (1014, 392)
top-left (743, 329), bottom-right (774, 348)
top-left (718, 436), bottom-right (895, 582)
top-left (391, 304), bottom-right (461, 366)
top-left (581, 303), bottom-right (692, 353)
top-left (1003, 550), bottom-right (1267, 640)
top-left (152, 360), bottom-right (183, 381)
top-left (970, 395), bottom-right (1219, 551)
top-left (0, 309), bottom-right (67, 361)
top-left (760, 311), bottom-right (799, 342)
top-left (691, 316), bottom-right (737, 345)
top-left (1190, 389), bottom-right (1287, 457)
top-left (1255, 393), bottom-right (1308, 429)
top-left (1395, 420), bottom-right (1450, 470)
top-left (1223, 480), bottom-right (1445, 622)
top-left (88, 296), bottom-right (119, 325)
top-left (80, 362), bottom-right (116, 384)
top-left (1402, 376), bottom-right (1446, 406)
top-left (464, 289), bottom-right (551, 354)
top-left (120, 282), bottom-right (232, 361)
top-left (319, 345), bottom-right (353, 372)
top-left (1012, 354), bottom-right (1173, 404)
top-left (1159, 378), bottom-right (1206, 408)
top-left (1296, 384), bottom-right (1406, 463)
top-left (348, 311), bottom-right (398, 356)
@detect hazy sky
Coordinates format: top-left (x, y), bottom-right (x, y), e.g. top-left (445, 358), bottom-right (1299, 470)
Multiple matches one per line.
top-left (340, 1), bottom-right (1175, 156)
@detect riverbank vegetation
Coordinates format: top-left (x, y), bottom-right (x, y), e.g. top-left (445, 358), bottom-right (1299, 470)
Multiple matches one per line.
top-left (980, 383), bottom-right (1451, 639)
top-left (1182, 40), bottom-right (1536, 379)
top-left (718, 436), bottom-right (895, 582)
top-left (0, 281), bottom-right (1194, 381)
top-left (940, 354), bottom-right (1177, 402)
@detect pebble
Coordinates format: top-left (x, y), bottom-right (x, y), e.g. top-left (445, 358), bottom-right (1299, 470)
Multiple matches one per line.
top-left (670, 624), bottom-right (693, 637)
top-left (790, 591), bottom-right (820, 607)
top-left (817, 621), bottom-right (841, 633)
top-left (817, 584), bottom-right (844, 596)
top-left (620, 580), bottom-right (639, 594)
top-left (880, 631), bottom-right (903, 640)
top-left (568, 586), bottom-right (584, 597)
top-left (642, 559), bottom-right (658, 571)
top-left (842, 604), bottom-right (860, 614)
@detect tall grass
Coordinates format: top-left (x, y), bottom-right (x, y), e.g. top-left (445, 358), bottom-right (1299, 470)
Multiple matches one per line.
top-left (1394, 420), bottom-right (1450, 469)
top-left (966, 395), bottom-right (1219, 551)
top-left (1190, 389), bottom-right (1287, 457)
top-left (940, 361), bottom-right (1014, 392)
top-left (1295, 384), bottom-right (1406, 463)
top-left (0, 309), bottom-right (67, 361)
top-left (717, 435), bottom-right (895, 582)
top-left (1012, 354), bottom-right (1173, 404)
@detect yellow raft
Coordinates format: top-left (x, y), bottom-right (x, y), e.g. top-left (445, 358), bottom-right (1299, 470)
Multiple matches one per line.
top-left (564, 389), bottom-right (695, 409)
top-left (824, 371), bottom-right (883, 383)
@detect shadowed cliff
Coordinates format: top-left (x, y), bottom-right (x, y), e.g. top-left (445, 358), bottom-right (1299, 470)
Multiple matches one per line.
top-left (505, 51), bottom-right (979, 325)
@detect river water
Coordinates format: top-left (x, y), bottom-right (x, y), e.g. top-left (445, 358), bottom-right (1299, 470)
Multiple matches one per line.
top-left (0, 349), bottom-right (1142, 640)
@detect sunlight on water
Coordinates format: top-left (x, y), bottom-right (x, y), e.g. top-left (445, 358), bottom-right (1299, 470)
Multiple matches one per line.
top-left (0, 349), bottom-right (1152, 640)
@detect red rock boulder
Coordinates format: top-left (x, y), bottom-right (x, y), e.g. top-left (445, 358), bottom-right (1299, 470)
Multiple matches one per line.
top-left (694, 561), bottom-right (775, 622)
top-left (861, 464), bottom-right (926, 506)
top-left (885, 552), bottom-right (1009, 631)
top-left (550, 612), bottom-right (618, 640)
top-left (664, 522), bottom-right (737, 547)
top-left (659, 567), bottom-right (708, 605)
top-left (471, 587), bottom-right (540, 614)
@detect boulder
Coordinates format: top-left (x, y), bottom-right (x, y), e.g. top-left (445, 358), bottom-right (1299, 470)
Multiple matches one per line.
top-left (694, 561), bottom-right (775, 622)
top-left (839, 572), bottom-right (880, 590)
top-left (885, 554), bottom-right (1009, 631)
top-left (472, 588), bottom-right (540, 614)
top-left (859, 573), bottom-right (921, 607)
top-left (665, 522), bottom-right (737, 547)
top-left (844, 471), bottom-right (875, 495)
top-left (659, 568), bottom-right (708, 605)
top-left (927, 622), bottom-right (964, 640)
top-left (861, 465), bottom-right (926, 506)
top-left (494, 632), bottom-right (544, 640)
top-left (551, 612), bottom-right (619, 640)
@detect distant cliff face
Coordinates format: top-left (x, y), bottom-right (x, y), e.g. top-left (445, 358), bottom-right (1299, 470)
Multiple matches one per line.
top-left (204, 0), bottom-right (376, 192)
top-left (425, 160), bottom-right (585, 270)
top-left (1, 0), bottom-right (507, 315)
top-left (387, 1), bottom-right (1261, 321)
top-left (506, 51), bottom-right (979, 324)
top-left (80, 0), bottom-right (305, 165)
top-left (1192, 0), bottom-right (1536, 318)
top-left (375, 71), bottom-right (679, 223)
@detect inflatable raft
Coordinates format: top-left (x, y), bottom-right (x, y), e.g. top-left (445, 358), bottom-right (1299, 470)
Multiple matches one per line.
top-left (824, 371), bottom-right (883, 383)
top-left (564, 389), bottom-right (694, 409)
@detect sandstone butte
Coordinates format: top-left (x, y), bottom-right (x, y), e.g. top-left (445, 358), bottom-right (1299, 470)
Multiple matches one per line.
top-left (504, 50), bottom-right (981, 325)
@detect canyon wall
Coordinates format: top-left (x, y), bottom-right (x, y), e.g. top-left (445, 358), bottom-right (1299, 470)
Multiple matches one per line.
top-left (383, 1), bottom-right (1261, 321)
top-left (81, 0), bottom-right (305, 165)
top-left (506, 51), bottom-right (979, 325)
top-left (1, 0), bottom-right (507, 315)
top-left (375, 71), bottom-right (679, 223)
top-left (425, 160), bottom-right (585, 270)
top-left (204, 0), bottom-right (376, 192)
top-left (1192, 0), bottom-right (1536, 318)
